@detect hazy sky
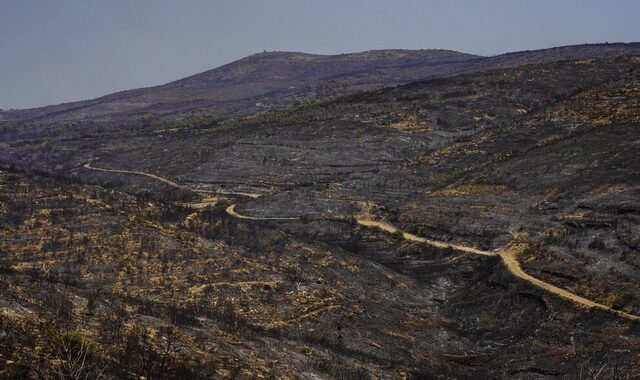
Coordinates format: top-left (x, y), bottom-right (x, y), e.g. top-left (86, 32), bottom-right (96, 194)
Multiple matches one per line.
top-left (1, 0), bottom-right (639, 109)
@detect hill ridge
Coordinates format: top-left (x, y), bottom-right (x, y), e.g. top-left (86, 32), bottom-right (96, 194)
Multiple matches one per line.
top-left (2, 42), bottom-right (639, 125)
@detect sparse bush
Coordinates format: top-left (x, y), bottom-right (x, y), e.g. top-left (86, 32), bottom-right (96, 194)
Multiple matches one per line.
top-left (389, 230), bottom-right (404, 242)
top-left (588, 237), bottom-right (606, 249)
top-left (174, 186), bottom-right (197, 202)
top-left (611, 292), bottom-right (633, 310)
top-left (53, 330), bottom-right (106, 380)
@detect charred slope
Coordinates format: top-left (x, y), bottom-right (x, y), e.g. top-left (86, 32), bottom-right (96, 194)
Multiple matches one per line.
top-left (0, 49), bottom-right (476, 125)
top-left (2, 140), bottom-right (640, 378)
top-left (3, 43), bottom-right (640, 126)
top-left (2, 54), bottom-right (640, 377)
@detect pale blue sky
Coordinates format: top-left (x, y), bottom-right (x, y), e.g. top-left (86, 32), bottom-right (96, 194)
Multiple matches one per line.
top-left (1, 0), bottom-right (638, 109)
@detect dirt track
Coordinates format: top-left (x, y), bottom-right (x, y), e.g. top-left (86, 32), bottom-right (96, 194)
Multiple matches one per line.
top-left (225, 204), bottom-right (299, 221)
top-left (356, 218), bottom-right (640, 322)
top-left (83, 163), bottom-right (181, 188)
top-left (83, 163), bottom-right (640, 322)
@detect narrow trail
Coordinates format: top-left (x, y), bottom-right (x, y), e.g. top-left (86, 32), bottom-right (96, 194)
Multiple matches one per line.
top-left (82, 162), bottom-right (640, 322)
top-left (83, 163), bottom-right (181, 188)
top-left (194, 189), bottom-right (261, 199)
top-left (85, 163), bottom-right (261, 198)
top-left (500, 246), bottom-right (640, 321)
top-left (356, 218), bottom-right (640, 322)
top-left (225, 204), bottom-right (299, 221)
top-left (357, 218), bottom-right (494, 256)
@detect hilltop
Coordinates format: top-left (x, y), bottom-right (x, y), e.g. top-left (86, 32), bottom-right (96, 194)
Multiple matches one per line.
top-left (2, 43), bottom-right (640, 126)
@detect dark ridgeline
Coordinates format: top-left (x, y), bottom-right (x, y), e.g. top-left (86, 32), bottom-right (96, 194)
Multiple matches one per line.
top-left (2, 42), bottom-right (640, 126)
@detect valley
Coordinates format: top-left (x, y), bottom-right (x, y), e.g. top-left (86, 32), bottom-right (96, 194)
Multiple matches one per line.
top-left (2, 45), bottom-right (640, 378)
top-left (83, 161), bottom-right (640, 323)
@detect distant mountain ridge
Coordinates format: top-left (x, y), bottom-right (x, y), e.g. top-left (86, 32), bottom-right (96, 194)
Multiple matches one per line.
top-left (2, 42), bottom-right (640, 125)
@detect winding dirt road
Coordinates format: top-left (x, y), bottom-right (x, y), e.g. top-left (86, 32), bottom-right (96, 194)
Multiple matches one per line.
top-left (83, 163), bottom-right (640, 322)
top-left (194, 189), bottom-right (261, 199)
top-left (500, 246), bottom-right (640, 321)
top-left (356, 218), bottom-right (493, 256)
top-left (84, 162), bottom-right (261, 198)
top-left (83, 163), bottom-right (181, 188)
top-left (356, 218), bottom-right (640, 322)
top-left (225, 204), bottom-right (299, 221)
